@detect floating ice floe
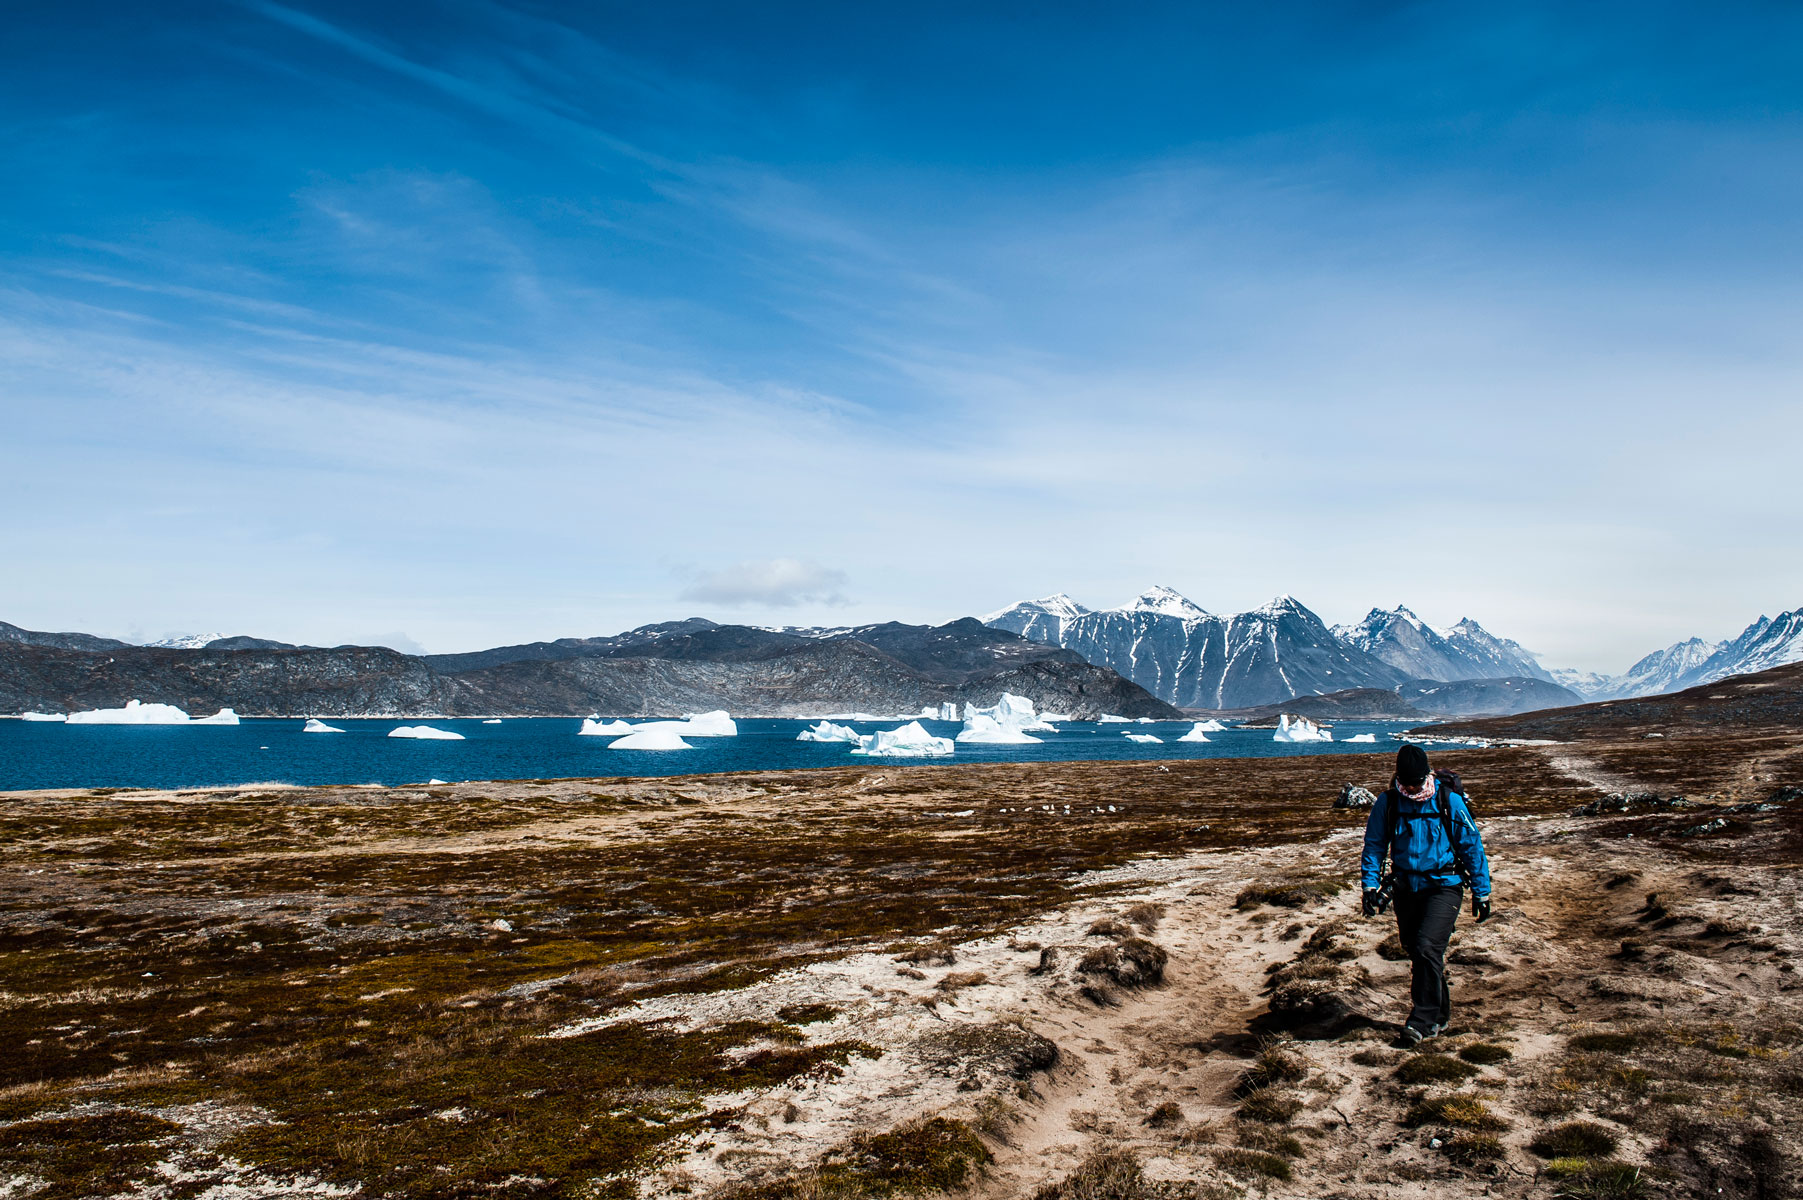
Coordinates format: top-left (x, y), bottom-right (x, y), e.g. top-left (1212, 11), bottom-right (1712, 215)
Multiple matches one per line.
top-left (67, 699), bottom-right (192, 725)
top-left (1124, 732), bottom-right (1163, 744)
top-left (482, 718), bottom-right (502, 724)
top-left (1344, 733), bottom-right (1378, 743)
top-left (389, 725), bottom-right (465, 740)
top-left (579, 719), bottom-right (638, 737)
top-left (1135, 717), bottom-right (1156, 724)
top-left (913, 702), bottom-right (960, 721)
top-left (1096, 714), bottom-right (1131, 723)
top-left (823, 712), bottom-right (884, 721)
top-left (303, 718), bottom-right (345, 733)
top-left (192, 708), bottom-right (240, 726)
top-left (20, 711), bottom-right (66, 722)
top-left (956, 714), bottom-right (1043, 744)
top-left (609, 728), bottom-right (692, 751)
top-left (963, 693), bottom-right (1056, 734)
top-left (580, 711), bottom-right (737, 739)
top-left (1192, 718), bottom-right (1228, 732)
top-left (1176, 723), bottom-right (1212, 743)
top-left (851, 721), bottom-right (954, 757)
top-left (1272, 714), bottom-right (1332, 743)
top-left (797, 720), bottom-right (861, 744)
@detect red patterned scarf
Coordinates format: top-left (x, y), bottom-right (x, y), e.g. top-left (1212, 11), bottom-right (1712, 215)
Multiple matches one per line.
top-left (1394, 774), bottom-right (1436, 803)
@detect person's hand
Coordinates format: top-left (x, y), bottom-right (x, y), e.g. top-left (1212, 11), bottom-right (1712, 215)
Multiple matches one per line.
top-left (1362, 889), bottom-right (1380, 918)
top-left (1473, 895), bottom-right (1492, 923)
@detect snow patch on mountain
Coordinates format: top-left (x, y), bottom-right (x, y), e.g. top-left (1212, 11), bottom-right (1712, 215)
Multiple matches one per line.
top-left (147, 633), bottom-right (227, 650)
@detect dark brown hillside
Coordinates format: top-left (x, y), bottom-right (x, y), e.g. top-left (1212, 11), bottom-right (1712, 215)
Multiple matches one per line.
top-left (1423, 660), bottom-right (1803, 741)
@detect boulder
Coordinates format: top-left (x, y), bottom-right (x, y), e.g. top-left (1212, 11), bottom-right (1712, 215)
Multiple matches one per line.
top-left (1335, 783), bottom-right (1378, 810)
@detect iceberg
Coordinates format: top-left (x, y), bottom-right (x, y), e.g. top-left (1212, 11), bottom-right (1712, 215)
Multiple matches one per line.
top-left (579, 719), bottom-right (638, 737)
top-left (482, 718), bottom-right (503, 724)
top-left (580, 711), bottom-right (737, 739)
top-left (955, 714), bottom-right (1043, 744)
top-left (797, 720), bottom-right (861, 743)
top-left (1344, 733), bottom-right (1378, 743)
top-left (388, 725), bottom-right (465, 740)
top-left (675, 710), bottom-right (737, 737)
top-left (609, 728), bottom-right (692, 751)
top-left (1097, 715), bottom-right (1131, 723)
top-left (851, 721), bottom-right (954, 757)
top-left (1273, 714), bottom-right (1332, 743)
top-left (67, 699), bottom-right (192, 725)
top-left (1192, 719), bottom-right (1227, 732)
top-left (963, 693), bottom-right (1056, 733)
top-left (192, 708), bottom-right (240, 726)
top-left (20, 711), bottom-right (66, 722)
top-left (1176, 724), bottom-right (1212, 743)
top-left (1124, 732), bottom-right (1163, 744)
top-left (1040, 712), bottom-right (1072, 723)
top-left (303, 718), bottom-right (345, 733)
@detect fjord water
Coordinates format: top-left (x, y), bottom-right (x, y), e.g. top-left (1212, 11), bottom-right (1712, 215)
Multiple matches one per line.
top-left (0, 718), bottom-right (1457, 792)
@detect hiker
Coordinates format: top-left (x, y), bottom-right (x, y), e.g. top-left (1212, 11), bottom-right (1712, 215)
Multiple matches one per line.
top-left (1360, 743), bottom-right (1492, 1045)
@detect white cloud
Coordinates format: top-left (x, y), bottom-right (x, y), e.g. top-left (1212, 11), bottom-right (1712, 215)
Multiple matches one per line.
top-left (678, 559), bottom-right (850, 609)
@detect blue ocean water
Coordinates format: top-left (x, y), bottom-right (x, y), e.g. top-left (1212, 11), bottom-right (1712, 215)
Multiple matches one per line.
top-left (0, 717), bottom-right (1459, 792)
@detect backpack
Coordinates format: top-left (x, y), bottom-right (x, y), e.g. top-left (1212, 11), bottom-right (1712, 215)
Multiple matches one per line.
top-left (1386, 769), bottom-right (1475, 887)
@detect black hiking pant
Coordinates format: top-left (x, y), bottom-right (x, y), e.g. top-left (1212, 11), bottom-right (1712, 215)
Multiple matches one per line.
top-left (1394, 883), bottom-right (1462, 1032)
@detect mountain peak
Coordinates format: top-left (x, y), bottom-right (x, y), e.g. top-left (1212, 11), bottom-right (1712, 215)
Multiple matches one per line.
top-left (1118, 586), bottom-right (1209, 619)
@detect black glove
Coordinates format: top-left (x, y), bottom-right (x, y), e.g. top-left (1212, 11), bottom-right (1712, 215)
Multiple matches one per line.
top-left (1473, 895), bottom-right (1492, 923)
top-left (1362, 889), bottom-right (1380, 918)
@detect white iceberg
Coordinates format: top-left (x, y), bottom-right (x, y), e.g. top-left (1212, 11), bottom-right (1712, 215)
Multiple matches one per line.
top-left (1192, 719), bottom-right (1228, 732)
top-left (852, 721), bottom-right (954, 757)
top-left (1176, 724), bottom-right (1212, 743)
top-left (1135, 717), bottom-right (1156, 724)
top-left (579, 719), bottom-right (638, 737)
top-left (963, 693), bottom-right (1056, 733)
top-left (482, 718), bottom-right (502, 724)
top-left (192, 708), bottom-right (240, 726)
top-left (675, 710), bottom-right (737, 737)
top-left (20, 711), bottom-right (66, 722)
top-left (956, 714), bottom-right (1043, 744)
top-left (609, 728), bottom-right (692, 751)
top-left (580, 711), bottom-right (737, 739)
top-left (797, 721), bottom-right (861, 744)
top-left (937, 702), bottom-right (960, 721)
top-left (1124, 732), bottom-right (1163, 744)
top-left (67, 699), bottom-right (192, 725)
top-left (1344, 733), bottom-right (1378, 743)
top-left (303, 718), bottom-right (346, 733)
top-left (1096, 714), bottom-right (1131, 723)
top-left (1040, 712), bottom-right (1072, 723)
top-left (389, 725), bottom-right (465, 740)
top-left (1273, 714), bottom-right (1332, 743)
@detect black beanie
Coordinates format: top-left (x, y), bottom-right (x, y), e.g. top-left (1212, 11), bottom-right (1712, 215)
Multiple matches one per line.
top-left (1396, 744), bottom-right (1430, 787)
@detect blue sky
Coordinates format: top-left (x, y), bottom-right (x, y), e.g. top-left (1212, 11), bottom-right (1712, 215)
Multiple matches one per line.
top-left (3, 1), bottom-right (1801, 670)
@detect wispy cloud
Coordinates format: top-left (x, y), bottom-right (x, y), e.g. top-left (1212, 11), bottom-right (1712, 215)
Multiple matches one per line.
top-left (677, 559), bottom-right (851, 609)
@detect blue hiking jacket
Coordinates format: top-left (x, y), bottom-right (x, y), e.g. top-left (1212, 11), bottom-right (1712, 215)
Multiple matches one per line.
top-left (1361, 783), bottom-right (1492, 897)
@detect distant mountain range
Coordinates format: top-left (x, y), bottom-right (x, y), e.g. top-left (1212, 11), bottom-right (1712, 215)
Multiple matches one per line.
top-left (984, 589), bottom-right (1803, 711)
top-left (8, 594), bottom-right (1800, 719)
top-left (0, 617), bottom-right (1177, 720)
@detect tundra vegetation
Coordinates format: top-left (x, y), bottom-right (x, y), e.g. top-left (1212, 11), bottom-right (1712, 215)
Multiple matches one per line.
top-left (0, 730), bottom-right (1800, 1199)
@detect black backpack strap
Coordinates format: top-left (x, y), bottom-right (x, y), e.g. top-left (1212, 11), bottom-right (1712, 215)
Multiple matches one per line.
top-left (1436, 782), bottom-right (1475, 888)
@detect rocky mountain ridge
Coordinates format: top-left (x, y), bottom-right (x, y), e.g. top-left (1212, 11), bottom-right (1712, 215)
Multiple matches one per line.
top-left (0, 618), bottom-right (1177, 720)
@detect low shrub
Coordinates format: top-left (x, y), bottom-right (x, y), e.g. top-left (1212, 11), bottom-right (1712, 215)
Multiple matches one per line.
top-left (1443, 1132), bottom-right (1505, 1163)
top-left (1395, 1054), bottom-right (1480, 1085)
top-left (1032, 1148), bottom-right (1146, 1200)
top-left (1086, 918), bottom-right (1133, 939)
top-left (1235, 1041), bottom-right (1307, 1095)
top-left (1143, 1101), bottom-right (1183, 1128)
top-left (1570, 1032), bottom-right (1638, 1054)
top-left (1236, 1124), bottom-right (1305, 1158)
top-left (1123, 902), bottom-right (1165, 932)
top-left (1215, 1148), bottom-right (1291, 1181)
top-left (1458, 1043), bottom-right (1514, 1065)
top-left (894, 942), bottom-right (956, 966)
top-left (1076, 938), bottom-right (1168, 988)
top-left (1234, 875), bottom-right (1345, 910)
top-left (1237, 1089), bottom-right (1302, 1124)
top-left (1531, 1121), bottom-right (1619, 1159)
top-left (1404, 1095), bottom-right (1509, 1131)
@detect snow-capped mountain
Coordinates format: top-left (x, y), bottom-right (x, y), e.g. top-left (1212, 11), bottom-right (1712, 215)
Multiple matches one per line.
top-left (1545, 607), bottom-right (1801, 701)
top-left (146, 632), bottom-right (228, 649)
top-left (985, 587), bottom-right (1408, 709)
top-left (1333, 607), bottom-right (1551, 683)
top-left (981, 593), bottom-right (1095, 643)
top-left (1680, 608), bottom-right (1803, 688)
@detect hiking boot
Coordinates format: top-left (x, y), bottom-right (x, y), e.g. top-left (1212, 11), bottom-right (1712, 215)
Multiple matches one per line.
top-left (1397, 1025), bottom-right (1428, 1048)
